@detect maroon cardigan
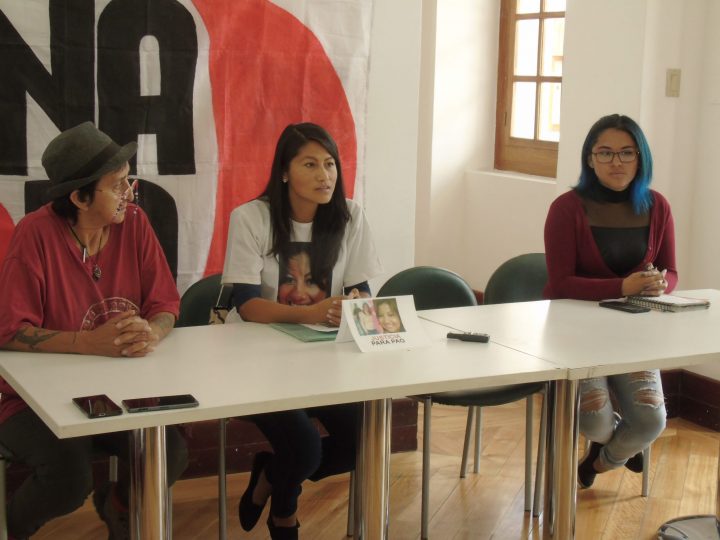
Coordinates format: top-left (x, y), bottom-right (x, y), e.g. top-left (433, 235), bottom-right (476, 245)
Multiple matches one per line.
top-left (543, 189), bottom-right (677, 301)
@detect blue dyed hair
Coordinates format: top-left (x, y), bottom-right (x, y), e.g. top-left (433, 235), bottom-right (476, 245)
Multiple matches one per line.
top-left (575, 114), bottom-right (653, 214)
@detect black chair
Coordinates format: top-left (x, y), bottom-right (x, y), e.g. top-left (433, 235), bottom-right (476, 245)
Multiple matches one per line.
top-left (377, 265), bottom-right (546, 539)
top-left (472, 254), bottom-right (549, 513)
top-left (177, 273), bottom-right (232, 539)
top-left (23, 179), bottom-right (178, 281)
top-left (483, 253), bottom-right (548, 305)
top-left (492, 253), bottom-right (650, 496)
top-left (176, 273), bottom-right (230, 328)
top-left (177, 275), bottom-right (356, 539)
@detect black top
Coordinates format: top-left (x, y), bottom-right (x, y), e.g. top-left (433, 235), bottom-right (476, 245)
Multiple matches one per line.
top-left (577, 183), bottom-right (650, 276)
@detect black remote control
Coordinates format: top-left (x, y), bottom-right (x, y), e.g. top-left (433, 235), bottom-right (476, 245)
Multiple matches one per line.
top-left (447, 332), bottom-right (490, 343)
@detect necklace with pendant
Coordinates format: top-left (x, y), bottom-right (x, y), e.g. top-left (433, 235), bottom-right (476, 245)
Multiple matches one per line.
top-left (68, 224), bottom-right (102, 281)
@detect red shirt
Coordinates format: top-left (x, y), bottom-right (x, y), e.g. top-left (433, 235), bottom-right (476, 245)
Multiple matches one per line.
top-left (543, 189), bottom-right (677, 301)
top-left (0, 203), bottom-right (179, 422)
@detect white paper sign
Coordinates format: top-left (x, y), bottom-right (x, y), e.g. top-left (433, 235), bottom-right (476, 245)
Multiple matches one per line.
top-left (336, 295), bottom-right (430, 352)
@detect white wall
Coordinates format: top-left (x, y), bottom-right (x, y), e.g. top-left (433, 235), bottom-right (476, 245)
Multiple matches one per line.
top-left (415, 0), bottom-right (499, 284)
top-left (364, 1), bottom-right (422, 292)
top-left (417, 0), bottom-right (720, 380)
top-left (686, 0), bottom-right (720, 288)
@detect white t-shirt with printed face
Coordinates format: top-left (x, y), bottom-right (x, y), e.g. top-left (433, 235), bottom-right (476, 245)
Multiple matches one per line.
top-left (222, 198), bottom-right (383, 305)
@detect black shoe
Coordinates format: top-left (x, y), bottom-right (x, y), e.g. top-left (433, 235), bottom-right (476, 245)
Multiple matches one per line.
top-left (267, 515), bottom-right (300, 540)
top-left (625, 451), bottom-right (644, 473)
top-left (93, 483), bottom-right (129, 540)
top-left (578, 442), bottom-right (603, 489)
top-left (239, 451), bottom-right (273, 531)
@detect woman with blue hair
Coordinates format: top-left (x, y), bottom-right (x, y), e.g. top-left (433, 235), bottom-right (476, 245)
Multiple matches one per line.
top-left (543, 114), bottom-right (676, 488)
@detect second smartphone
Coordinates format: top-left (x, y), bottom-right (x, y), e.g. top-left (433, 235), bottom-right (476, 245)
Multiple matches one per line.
top-left (122, 394), bottom-right (199, 413)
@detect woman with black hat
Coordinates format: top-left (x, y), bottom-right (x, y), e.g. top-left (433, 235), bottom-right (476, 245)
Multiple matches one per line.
top-left (0, 122), bottom-right (188, 539)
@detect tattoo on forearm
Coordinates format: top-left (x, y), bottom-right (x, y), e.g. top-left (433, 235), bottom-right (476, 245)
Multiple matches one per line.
top-left (151, 313), bottom-right (175, 336)
top-left (13, 328), bottom-right (62, 350)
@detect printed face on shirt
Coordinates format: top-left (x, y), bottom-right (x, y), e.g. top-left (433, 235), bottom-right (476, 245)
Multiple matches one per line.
top-left (285, 141), bottom-right (337, 220)
top-left (588, 128), bottom-right (639, 192)
top-left (277, 247), bottom-right (328, 305)
top-left (85, 163), bottom-right (134, 224)
top-left (376, 300), bottom-right (403, 333)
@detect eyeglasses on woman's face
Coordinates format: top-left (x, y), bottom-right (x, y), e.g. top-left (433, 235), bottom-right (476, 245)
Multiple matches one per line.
top-left (591, 150), bottom-right (639, 164)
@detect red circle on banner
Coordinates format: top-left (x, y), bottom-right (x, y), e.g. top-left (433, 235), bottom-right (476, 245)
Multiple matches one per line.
top-left (193, 0), bottom-right (357, 276)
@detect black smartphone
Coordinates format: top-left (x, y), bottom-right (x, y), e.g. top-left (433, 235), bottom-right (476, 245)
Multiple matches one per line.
top-left (72, 394), bottom-right (123, 418)
top-left (599, 300), bottom-right (650, 314)
top-left (122, 394), bottom-right (199, 413)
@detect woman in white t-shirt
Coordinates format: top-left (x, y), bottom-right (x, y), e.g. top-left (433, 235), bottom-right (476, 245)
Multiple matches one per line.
top-left (222, 123), bottom-right (382, 539)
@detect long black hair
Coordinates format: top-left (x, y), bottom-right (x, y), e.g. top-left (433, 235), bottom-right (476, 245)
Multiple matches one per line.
top-left (261, 123), bottom-right (350, 290)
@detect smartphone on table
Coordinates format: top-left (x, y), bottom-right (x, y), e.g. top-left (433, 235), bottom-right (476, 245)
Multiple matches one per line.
top-left (122, 394), bottom-right (199, 413)
top-left (72, 394), bottom-right (123, 418)
top-left (598, 300), bottom-right (650, 314)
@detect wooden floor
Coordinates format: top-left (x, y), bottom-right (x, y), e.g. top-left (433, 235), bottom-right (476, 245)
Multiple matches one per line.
top-left (33, 398), bottom-right (719, 539)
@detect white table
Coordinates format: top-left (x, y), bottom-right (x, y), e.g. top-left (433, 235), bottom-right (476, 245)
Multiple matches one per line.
top-left (0, 318), bottom-right (563, 539)
top-left (420, 289), bottom-right (720, 539)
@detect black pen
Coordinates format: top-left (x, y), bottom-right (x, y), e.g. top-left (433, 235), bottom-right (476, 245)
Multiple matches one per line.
top-left (447, 332), bottom-right (490, 343)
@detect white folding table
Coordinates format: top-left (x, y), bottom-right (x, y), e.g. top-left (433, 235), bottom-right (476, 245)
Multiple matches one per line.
top-left (0, 318), bottom-right (563, 539)
top-left (420, 289), bottom-right (720, 539)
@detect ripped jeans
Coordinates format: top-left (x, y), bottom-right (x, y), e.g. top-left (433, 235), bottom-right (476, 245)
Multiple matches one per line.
top-left (579, 369), bottom-right (666, 472)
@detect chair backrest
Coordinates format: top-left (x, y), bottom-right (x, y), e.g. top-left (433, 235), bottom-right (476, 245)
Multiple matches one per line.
top-left (377, 266), bottom-right (478, 310)
top-left (177, 273), bottom-right (231, 327)
top-left (24, 178), bottom-right (179, 281)
top-left (483, 253), bottom-right (547, 305)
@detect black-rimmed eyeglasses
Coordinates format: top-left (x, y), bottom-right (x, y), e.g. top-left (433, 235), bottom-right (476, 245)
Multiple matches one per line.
top-left (592, 150), bottom-right (639, 164)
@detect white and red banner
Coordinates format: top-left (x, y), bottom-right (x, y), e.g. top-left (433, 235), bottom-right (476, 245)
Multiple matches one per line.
top-left (0, 0), bottom-right (373, 292)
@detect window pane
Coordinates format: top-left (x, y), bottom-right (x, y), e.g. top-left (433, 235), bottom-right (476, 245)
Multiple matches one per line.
top-left (541, 18), bottom-right (564, 76)
top-left (514, 19), bottom-right (539, 76)
top-left (543, 0), bottom-right (566, 12)
top-left (517, 0), bottom-right (540, 14)
top-left (539, 82), bottom-right (561, 141)
top-left (511, 82), bottom-right (537, 139)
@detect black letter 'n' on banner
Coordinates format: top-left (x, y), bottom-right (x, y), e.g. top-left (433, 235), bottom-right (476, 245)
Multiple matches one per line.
top-left (0, 0), bottom-right (95, 175)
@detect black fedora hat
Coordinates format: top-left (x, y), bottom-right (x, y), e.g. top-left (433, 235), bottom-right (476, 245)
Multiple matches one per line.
top-left (42, 122), bottom-right (137, 199)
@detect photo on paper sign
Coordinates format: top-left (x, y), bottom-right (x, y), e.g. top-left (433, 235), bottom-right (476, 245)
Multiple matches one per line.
top-left (351, 298), bottom-right (407, 336)
top-left (337, 295), bottom-right (429, 352)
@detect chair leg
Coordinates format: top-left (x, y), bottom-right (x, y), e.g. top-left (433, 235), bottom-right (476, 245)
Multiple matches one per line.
top-left (346, 470), bottom-right (355, 537)
top-left (218, 418), bottom-right (227, 540)
top-left (166, 486), bottom-right (173, 534)
top-left (524, 397), bottom-right (534, 512)
top-left (582, 424), bottom-right (651, 498)
top-left (533, 390), bottom-right (547, 517)
top-left (0, 456), bottom-right (7, 540)
top-left (641, 445), bottom-right (651, 497)
top-left (421, 397), bottom-right (432, 540)
top-left (459, 407), bottom-right (474, 479)
top-left (473, 406), bottom-right (481, 474)
top-left (109, 454), bottom-right (119, 483)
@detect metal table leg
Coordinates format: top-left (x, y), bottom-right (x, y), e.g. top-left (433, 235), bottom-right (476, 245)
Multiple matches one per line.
top-left (358, 398), bottom-right (392, 540)
top-left (656, 441), bottom-right (720, 539)
top-left (219, 418), bottom-right (228, 540)
top-left (543, 379), bottom-right (579, 540)
top-left (130, 426), bottom-right (169, 539)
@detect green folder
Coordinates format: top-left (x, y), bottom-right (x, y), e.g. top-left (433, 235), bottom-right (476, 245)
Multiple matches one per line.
top-left (270, 323), bottom-right (338, 342)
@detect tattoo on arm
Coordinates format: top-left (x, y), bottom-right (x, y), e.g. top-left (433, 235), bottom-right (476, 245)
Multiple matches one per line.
top-left (13, 327), bottom-right (62, 351)
top-left (150, 312), bottom-right (175, 338)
